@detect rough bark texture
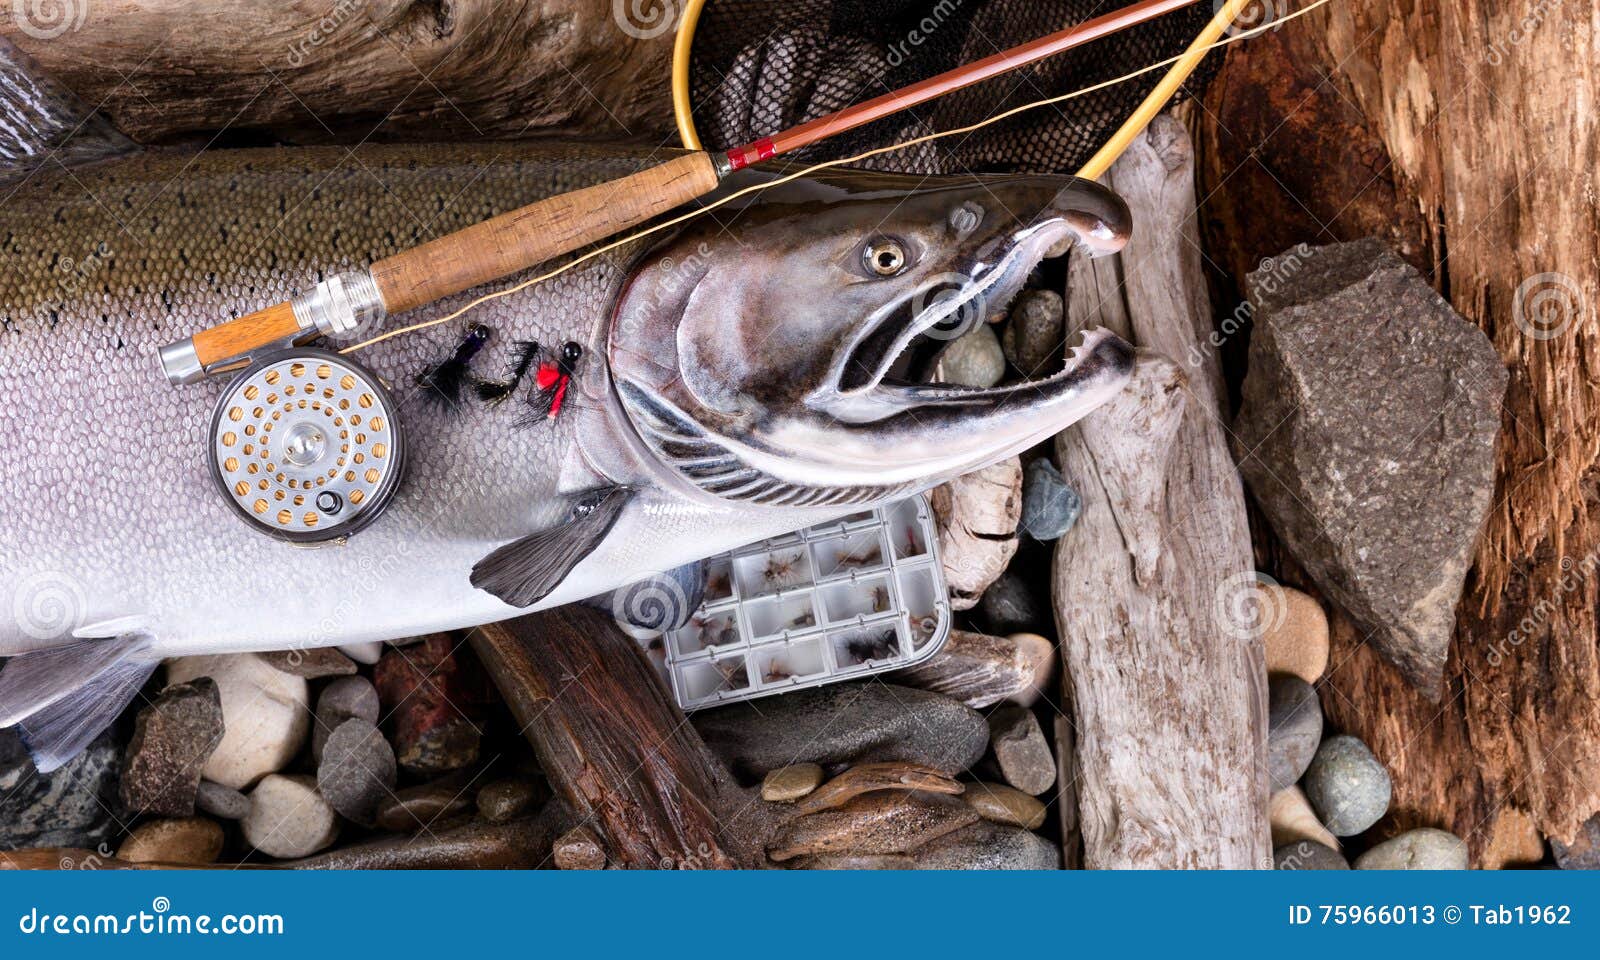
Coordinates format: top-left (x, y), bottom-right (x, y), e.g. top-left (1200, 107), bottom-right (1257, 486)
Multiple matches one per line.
top-left (4, 0), bottom-right (675, 145)
top-left (1052, 116), bottom-right (1269, 869)
top-left (471, 607), bottom-right (764, 869)
top-left (1199, 0), bottom-right (1600, 851)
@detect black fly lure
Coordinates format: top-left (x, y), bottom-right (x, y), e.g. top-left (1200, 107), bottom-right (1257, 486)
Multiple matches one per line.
top-left (474, 340), bottom-right (540, 403)
top-left (416, 324), bottom-right (491, 408)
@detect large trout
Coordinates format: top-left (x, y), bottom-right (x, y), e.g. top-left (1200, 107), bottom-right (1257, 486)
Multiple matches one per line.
top-left (0, 46), bottom-right (1134, 768)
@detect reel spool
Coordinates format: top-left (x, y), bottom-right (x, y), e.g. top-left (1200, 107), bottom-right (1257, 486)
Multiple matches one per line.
top-left (209, 348), bottom-right (406, 543)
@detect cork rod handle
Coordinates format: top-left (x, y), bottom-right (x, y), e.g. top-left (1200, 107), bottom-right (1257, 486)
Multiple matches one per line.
top-left (371, 151), bottom-right (722, 314)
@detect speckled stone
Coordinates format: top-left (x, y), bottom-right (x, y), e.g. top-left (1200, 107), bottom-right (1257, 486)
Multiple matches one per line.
top-left (1354, 828), bottom-right (1469, 870)
top-left (552, 826), bottom-right (606, 870)
top-left (761, 763), bottom-right (825, 802)
top-left (1303, 735), bottom-right (1391, 836)
top-left (119, 677), bottom-right (224, 817)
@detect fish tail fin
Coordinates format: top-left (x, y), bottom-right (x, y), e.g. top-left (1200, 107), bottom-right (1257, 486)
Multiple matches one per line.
top-left (0, 633), bottom-right (157, 773)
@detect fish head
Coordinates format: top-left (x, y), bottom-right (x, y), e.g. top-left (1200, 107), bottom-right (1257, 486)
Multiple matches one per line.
top-left (610, 168), bottom-right (1135, 501)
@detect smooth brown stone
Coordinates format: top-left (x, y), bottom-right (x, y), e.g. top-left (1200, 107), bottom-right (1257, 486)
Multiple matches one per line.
top-left (257, 648), bottom-right (358, 679)
top-left (1260, 584), bottom-right (1330, 684)
top-left (1269, 786), bottom-right (1340, 852)
top-left (374, 773), bottom-right (476, 833)
top-left (962, 782), bottom-right (1047, 830)
top-left (288, 816), bottom-right (560, 869)
top-left (552, 826), bottom-right (606, 870)
top-left (476, 779), bottom-right (543, 823)
top-left (766, 791), bottom-right (978, 862)
top-left (760, 764), bottom-right (824, 803)
top-left (117, 817), bottom-right (224, 865)
top-left (789, 762), bottom-right (963, 817)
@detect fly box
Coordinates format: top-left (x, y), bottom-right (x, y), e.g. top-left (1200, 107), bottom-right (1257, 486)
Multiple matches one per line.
top-left (644, 494), bottom-right (951, 711)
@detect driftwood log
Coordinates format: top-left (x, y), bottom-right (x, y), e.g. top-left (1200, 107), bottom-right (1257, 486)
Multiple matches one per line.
top-left (1052, 115), bottom-right (1269, 868)
top-left (1198, 0), bottom-right (1600, 857)
top-left (3, 0), bottom-right (676, 145)
top-left (471, 607), bottom-right (765, 869)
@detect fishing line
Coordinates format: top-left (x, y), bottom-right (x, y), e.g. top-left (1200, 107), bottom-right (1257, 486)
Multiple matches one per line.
top-left (340, 0), bottom-right (1332, 357)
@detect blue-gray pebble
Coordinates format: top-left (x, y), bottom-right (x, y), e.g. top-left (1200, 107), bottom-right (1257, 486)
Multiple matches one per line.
top-left (1020, 458), bottom-right (1081, 541)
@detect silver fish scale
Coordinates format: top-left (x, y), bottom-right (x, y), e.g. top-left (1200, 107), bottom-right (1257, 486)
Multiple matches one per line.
top-left (0, 142), bottom-right (674, 654)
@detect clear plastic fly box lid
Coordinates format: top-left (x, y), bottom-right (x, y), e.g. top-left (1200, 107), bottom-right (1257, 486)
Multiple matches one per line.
top-left (646, 493), bottom-right (952, 711)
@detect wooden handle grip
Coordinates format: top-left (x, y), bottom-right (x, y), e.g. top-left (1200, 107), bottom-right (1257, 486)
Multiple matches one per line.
top-left (370, 151), bottom-right (720, 314)
top-left (192, 300), bottom-right (301, 368)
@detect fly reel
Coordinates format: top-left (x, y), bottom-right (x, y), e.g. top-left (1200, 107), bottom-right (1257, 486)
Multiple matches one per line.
top-left (209, 348), bottom-right (406, 543)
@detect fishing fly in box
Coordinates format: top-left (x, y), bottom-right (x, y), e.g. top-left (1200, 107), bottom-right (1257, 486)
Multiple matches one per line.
top-left (646, 495), bottom-right (951, 710)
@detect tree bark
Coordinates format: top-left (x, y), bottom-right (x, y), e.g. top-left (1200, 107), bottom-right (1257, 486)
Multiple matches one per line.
top-left (1197, 0), bottom-right (1600, 855)
top-left (1052, 115), bottom-right (1269, 869)
top-left (470, 606), bottom-right (765, 869)
top-left (3, 0), bottom-right (676, 145)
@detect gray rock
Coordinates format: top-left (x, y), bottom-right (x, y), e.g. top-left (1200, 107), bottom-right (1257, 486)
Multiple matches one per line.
top-left (1274, 840), bottom-right (1350, 870)
top-left (195, 780), bottom-right (251, 820)
top-left (935, 323), bottom-right (1005, 388)
top-left (1001, 288), bottom-right (1065, 376)
top-left (316, 718), bottom-right (397, 826)
top-left (0, 730), bottom-right (121, 850)
top-left (987, 706), bottom-right (1056, 796)
top-left (1303, 735), bottom-right (1391, 836)
top-left (1552, 814), bottom-right (1600, 869)
top-left (119, 677), bottom-right (224, 817)
top-left (1232, 239), bottom-right (1507, 693)
top-left (1354, 828), bottom-right (1469, 870)
top-left (977, 570), bottom-right (1045, 635)
top-left (694, 683), bottom-right (988, 779)
top-left (912, 820), bottom-right (1060, 869)
top-left (1020, 457), bottom-right (1081, 541)
top-left (1267, 675), bottom-right (1323, 791)
top-left (313, 676), bottom-right (380, 763)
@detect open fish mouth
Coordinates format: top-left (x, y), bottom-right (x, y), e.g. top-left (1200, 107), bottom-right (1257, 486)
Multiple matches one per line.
top-left (828, 215), bottom-right (1119, 418)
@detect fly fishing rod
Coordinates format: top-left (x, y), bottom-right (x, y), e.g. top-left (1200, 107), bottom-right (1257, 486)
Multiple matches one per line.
top-left (156, 0), bottom-right (1202, 386)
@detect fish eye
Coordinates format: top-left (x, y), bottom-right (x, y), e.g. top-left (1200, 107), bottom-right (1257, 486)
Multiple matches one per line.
top-left (862, 238), bottom-right (908, 277)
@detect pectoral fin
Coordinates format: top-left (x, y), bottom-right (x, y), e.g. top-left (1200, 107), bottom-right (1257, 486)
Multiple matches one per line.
top-left (0, 632), bottom-right (158, 773)
top-left (470, 486), bottom-right (633, 608)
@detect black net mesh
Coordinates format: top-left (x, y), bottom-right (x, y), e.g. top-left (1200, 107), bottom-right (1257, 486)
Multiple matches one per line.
top-left (687, 0), bottom-right (1221, 176)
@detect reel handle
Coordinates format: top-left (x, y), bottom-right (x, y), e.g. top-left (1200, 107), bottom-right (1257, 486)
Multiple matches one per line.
top-left (158, 151), bottom-right (722, 385)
